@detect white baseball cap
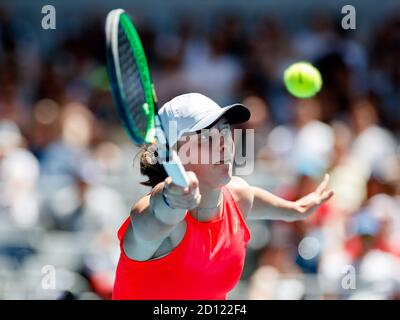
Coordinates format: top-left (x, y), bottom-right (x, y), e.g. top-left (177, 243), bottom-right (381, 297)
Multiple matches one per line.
top-left (158, 93), bottom-right (250, 147)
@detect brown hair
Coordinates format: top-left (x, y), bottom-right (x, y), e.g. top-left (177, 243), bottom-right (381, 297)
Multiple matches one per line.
top-left (139, 144), bottom-right (168, 187)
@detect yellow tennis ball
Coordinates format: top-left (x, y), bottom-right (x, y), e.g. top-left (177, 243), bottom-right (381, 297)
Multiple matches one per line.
top-left (284, 62), bottom-right (322, 98)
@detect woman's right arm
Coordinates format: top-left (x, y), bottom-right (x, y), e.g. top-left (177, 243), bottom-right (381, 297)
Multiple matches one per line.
top-left (123, 171), bottom-right (201, 261)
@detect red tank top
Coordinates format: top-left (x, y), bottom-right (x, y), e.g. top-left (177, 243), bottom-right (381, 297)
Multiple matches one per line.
top-left (112, 185), bottom-right (250, 300)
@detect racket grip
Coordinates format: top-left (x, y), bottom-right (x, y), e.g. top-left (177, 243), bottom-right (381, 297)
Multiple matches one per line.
top-left (162, 150), bottom-right (189, 188)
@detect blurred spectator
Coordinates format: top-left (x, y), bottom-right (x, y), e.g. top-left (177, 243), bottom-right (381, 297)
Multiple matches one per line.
top-left (350, 98), bottom-right (398, 175)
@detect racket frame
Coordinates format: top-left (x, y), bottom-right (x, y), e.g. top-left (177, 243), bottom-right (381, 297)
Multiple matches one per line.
top-left (105, 9), bottom-right (189, 188)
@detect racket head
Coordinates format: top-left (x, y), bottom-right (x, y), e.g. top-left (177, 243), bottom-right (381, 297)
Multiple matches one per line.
top-left (105, 9), bottom-right (156, 145)
top-left (105, 9), bottom-right (189, 188)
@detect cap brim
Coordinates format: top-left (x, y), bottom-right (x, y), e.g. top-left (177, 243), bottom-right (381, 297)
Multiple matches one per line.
top-left (222, 103), bottom-right (251, 125)
top-left (189, 103), bottom-right (251, 132)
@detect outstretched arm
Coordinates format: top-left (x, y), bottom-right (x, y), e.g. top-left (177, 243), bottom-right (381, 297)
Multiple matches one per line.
top-left (124, 172), bottom-right (201, 261)
top-left (248, 174), bottom-right (334, 222)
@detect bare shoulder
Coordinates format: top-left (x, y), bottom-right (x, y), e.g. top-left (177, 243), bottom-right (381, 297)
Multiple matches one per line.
top-left (227, 176), bottom-right (252, 195)
top-left (226, 176), bottom-right (254, 219)
top-left (125, 194), bottom-right (186, 261)
top-left (130, 195), bottom-right (151, 216)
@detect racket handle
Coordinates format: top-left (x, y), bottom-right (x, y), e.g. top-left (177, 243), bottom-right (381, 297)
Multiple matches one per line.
top-left (162, 150), bottom-right (189, 188)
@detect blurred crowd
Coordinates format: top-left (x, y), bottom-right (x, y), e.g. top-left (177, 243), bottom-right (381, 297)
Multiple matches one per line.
top-left (0, 5), bottom-right (400, 299)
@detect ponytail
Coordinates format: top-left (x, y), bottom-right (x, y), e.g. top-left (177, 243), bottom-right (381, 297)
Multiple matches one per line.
top-left (139, 144), bottom-right (168, 187)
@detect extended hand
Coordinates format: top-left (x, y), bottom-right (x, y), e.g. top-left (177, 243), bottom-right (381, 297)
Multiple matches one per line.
top-left (162, 171), bottom-right (201, 210)
top-left (292, 174), bottom-right (334, 220)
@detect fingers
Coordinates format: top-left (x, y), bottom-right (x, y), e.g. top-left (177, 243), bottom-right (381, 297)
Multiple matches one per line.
top-left (311, 188), bottom-right (334, 206)
top-left (185, 171), bottom-right (199, 194)
top-left (295, 186), bottom-right (334, 220)
top-left (163, 171), bottom-right (201, 210)
top-left (166, 172), bottom-right (199, 194)
top-left (316, 173), bottom-right (330, 195)
top-left (320, 189), bottom-right (334, 203)
top-left (168, 193), bottom-right (201, 210)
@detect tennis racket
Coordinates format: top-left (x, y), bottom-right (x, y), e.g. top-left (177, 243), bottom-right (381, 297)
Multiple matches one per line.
top-left (105, 9), bottom-right (189, 188)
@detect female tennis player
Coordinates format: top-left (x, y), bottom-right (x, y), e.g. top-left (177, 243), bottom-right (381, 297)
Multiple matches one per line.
top-left (112, 93), bottom-right (334, 300)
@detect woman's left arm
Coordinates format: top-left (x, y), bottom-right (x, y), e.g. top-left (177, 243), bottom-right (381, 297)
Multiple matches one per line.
top-left (249, 174), bottom-right (334, 222)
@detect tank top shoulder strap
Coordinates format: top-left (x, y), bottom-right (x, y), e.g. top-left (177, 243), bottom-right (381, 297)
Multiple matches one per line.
top-left (221, 184), bottom-right (251, 241)
top-left (117, 216), bottom-right (131, 241)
